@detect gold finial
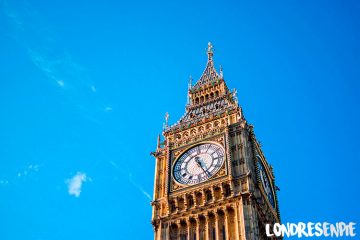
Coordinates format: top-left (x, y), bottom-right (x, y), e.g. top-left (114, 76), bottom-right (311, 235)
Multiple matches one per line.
top-left (165, 112), bottom-right (169, 127)
top-left (207, 42), bottom-right (214, 59)
top-left (187, 76), bottom-right (193, 104)
top-left (233, 89), bottom-right (238, 105)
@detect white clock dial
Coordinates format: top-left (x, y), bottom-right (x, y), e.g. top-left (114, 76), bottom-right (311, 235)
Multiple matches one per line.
top-left (173, 143), bottom-right (225, 185)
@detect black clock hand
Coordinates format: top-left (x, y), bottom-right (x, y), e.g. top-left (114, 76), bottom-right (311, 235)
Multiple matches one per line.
top-left (195, 157), bottom-right (210, 177)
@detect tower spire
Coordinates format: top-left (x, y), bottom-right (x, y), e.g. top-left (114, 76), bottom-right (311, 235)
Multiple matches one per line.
top-left (187, 76), bottom-right (193, 104)
top-left (207, 42), bottom-right (214, 60)
top-left (192, 42), bottom-right (220, 89)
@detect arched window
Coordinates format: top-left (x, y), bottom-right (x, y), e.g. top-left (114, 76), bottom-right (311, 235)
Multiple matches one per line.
top-left (206, 190), bottom-right (212, 202)
top-left (170, 224), bottom-right (178, 240)
top-left (224, 184), bottom-right (231, 197)
top-left (188, 196), bottom-right (194, 208)
top-left (214, 187), bottom-right (221, 200)
top-left (178, 198), bottom-right (185, 211)
top-left (170, 201), bottom-right (176, 213)
top-left (196, 192), bottom-right (203, 206)
top-left (200, 96), bottom-right (205, 103)
top-left (222, 224), bottom-right (226, 240)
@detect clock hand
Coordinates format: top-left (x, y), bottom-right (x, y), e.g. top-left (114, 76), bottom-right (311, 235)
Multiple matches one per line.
top-left (195, 157), bottom-right (210, 177)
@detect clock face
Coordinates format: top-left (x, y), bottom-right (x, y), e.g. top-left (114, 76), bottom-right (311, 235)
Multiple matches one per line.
top-left (173, 143), bottom-right (225, 185)
top-left (257, 157), bottom-right (275, 208)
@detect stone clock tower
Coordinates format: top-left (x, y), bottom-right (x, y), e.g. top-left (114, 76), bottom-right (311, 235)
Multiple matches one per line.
top-left (151, 43), bottom-right (280, 240)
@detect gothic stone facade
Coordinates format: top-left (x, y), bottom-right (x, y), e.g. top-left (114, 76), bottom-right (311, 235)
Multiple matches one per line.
top-left (151, 44), bottom-right (280, 240)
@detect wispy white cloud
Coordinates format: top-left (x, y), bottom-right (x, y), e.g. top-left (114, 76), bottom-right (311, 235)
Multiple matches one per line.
top-left (2, 1), bottom-right (113, 125)
top-left (104, 106), bottom-right (113, 112)
top-left (109, 161), bottom-right (151, 200)
top-left (128, 173), bottom-right (152, 200)
top-left (109, 160), bottom-right (120, 169)
top-left (28, 164), bottom-right (39, 171)
top-left (66, 172), bottom-right (88, 197)
top-left (17, 164), bottom-right (40, 178)
top-left (0, 180), bottom-right (9, 186)
top-left (57, 80), bottom-right (64, 88)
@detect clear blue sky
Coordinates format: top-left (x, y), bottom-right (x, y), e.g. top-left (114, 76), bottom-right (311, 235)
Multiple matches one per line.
top-left (0, 0), bottom-right (359, 239)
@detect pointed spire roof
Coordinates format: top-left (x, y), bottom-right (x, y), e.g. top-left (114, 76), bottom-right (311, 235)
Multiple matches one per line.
top-left (163, 43), bottom-right (242, 134)
top-left (192, 42), bottom-right (222, 89)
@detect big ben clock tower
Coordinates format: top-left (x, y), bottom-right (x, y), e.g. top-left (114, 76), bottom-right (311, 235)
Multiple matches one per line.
top-left (151, 43), bottom-right (280, 240)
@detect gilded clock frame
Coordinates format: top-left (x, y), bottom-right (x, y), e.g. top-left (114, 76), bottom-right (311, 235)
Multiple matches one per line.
top-left (169, 134), bottom-right (229, 192)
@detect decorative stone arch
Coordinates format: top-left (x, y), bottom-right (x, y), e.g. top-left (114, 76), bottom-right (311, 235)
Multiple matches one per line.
top-left (189, 217), bottom-right (197, 240)
top-left (169, 200), bottom-right (176, 213)
top-left (198, 215), bottom-right (206, 240)
top-left (179, 220), bottom-right (188, 240)
top-left (207, 212), bottom-right (216, 240)
top-left (170, 223), bottom-right (179, 240)
top-left (198, 126), bottom-right (204, 133)
top-left (195, 191), bottom-right (203, 206)
top-left (226, 206), bottom-right (237, 240)
top-left (187, 194), bottom-right (194, 209)
top-left (216, 209), bottom-right (226, 240)
top-left (177, 197), bottom-right (185, 211)
top-left (223, 183), bottom-right (231, 197)
top-left (213, 186), bottom-right (222, 200)
top-left (205, 189), bottom-right (213, 202)
top-left (183, 131), bottom-right (189, 138)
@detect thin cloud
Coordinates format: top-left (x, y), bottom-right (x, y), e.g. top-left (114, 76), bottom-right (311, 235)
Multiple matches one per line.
top-left (28, 164), bottom-right (39, 171)
top-left (17, 164), bottom-right (40, 178)
top-left (66, 172), bottom-right (88, 197)
top-left (104, 106), bottom-right (113, 112)
top-left (109, 161), bottom-right (151, 200)
top-left (57, 80), bottom-right (64, 88)
top-left (129, 173), bottom-right (152, 200)
top-left (2, 1), bottom-right (114, 125)
top-left (109, 160), bottom-right (120, 169)
top-left (0, 180), bottom-right (9, 186)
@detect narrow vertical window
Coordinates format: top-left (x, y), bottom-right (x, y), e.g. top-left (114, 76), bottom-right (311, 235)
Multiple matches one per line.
top-left (222, 225), bottom-right (226, 240)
